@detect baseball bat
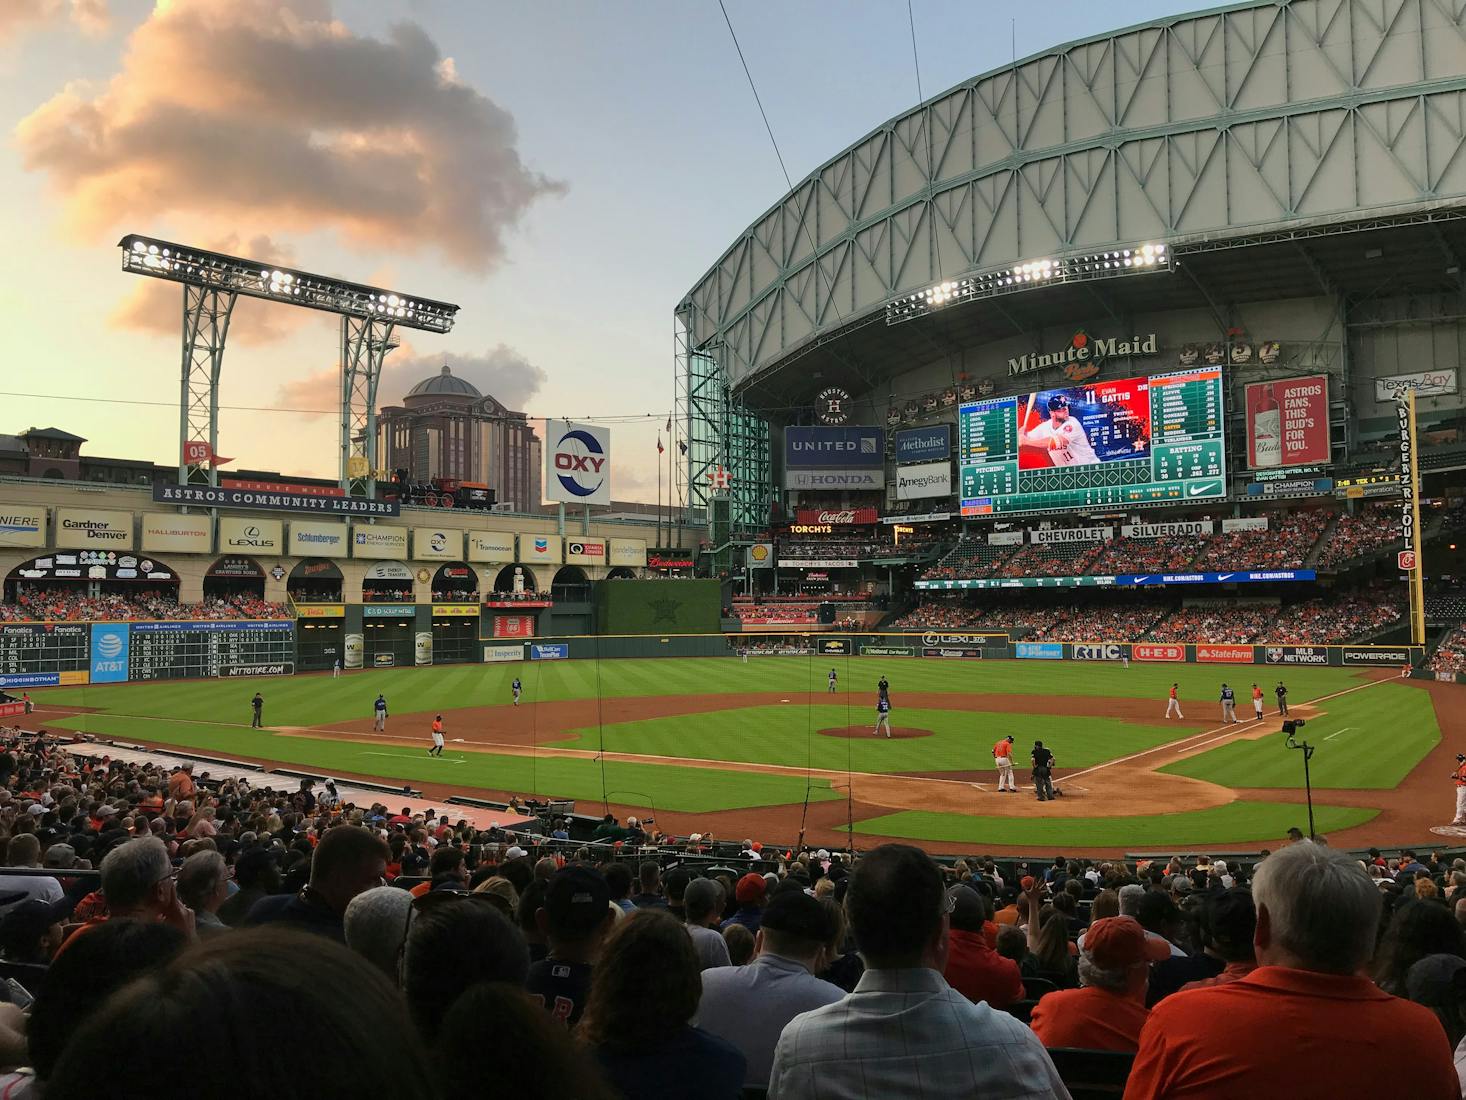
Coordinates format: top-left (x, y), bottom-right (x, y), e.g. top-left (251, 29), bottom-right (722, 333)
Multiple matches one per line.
top-left (1021, 391), bottom-right (1037, 442)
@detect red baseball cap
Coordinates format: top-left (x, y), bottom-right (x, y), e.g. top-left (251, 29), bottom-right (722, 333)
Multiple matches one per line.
top-left (1083, 917), bottom-right (1170, 969)
top-left (735, 872), bottom-right (767, 904)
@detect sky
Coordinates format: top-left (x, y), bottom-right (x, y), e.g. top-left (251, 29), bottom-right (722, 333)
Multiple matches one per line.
top-left (0, 0), bottom-right (1195, 504)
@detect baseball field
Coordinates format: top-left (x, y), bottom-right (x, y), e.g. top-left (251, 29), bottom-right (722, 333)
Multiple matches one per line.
top-left (24, 651), bottom-right (1454, 854)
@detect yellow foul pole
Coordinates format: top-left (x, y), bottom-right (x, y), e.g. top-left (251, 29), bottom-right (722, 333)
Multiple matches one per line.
top-left (1399, 390), bottom-right (1426, 648)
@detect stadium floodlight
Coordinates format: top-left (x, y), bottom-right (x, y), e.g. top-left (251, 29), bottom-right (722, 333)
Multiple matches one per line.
top-left (886, 241), bottom-right (1171, 325)
top-left (120, 235), bottom-right (459, 334)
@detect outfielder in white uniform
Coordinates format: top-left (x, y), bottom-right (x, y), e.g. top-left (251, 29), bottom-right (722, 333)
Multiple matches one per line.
top-left (993, 735), bottom-right (1017, 792)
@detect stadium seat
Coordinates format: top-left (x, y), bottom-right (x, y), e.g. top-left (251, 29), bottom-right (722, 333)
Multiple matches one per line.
top-left (1004, 998), bottom-right (1038, 1024)
top-left (1022, 975), bottom-right (1060, 1000)
top-left (1044, 1047), bottom-right (1135, 1099)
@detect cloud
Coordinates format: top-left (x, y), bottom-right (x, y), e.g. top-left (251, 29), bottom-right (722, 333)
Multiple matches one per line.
top-left (108, 233), bottom-right (316, 345)
top-left (15, 0), bottom-right (562, 269)
top-left (277, 344), bottom-right (547, 416)
top-left (0, 0), bottom-right (107, 42)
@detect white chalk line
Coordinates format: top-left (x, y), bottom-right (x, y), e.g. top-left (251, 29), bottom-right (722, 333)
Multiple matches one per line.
top-left (361, 750), bottom-right (464, 765)
top-left (1063, 676), bottom-right (1393, 783)
top-left (1323, 727), bottom-right (1357, 741)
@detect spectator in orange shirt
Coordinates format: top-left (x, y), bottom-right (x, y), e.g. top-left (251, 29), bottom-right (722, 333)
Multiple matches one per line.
top-left (1031, 916), bottom-right (1169, 1052)
top-left (167, 764), bottom-right (195, 802)
top-left (944, 884), bottom-right (1023, 1009)
top-left (409, 846), bottom-right (469, 898)
top-left (1125, 843), bottom-right (1459, 1100)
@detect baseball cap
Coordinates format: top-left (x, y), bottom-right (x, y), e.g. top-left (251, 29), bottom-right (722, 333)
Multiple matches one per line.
top-left (760, 890), bottom-right (832, 941)
top-left (945, 885), bottom-right (986, 933)
top-left (43, 843), bottom-right (76, 869)
top-left (504, 845), bottom-right (528, 860)
top-left (25, 804), bottom-right (45, 818)
top-left (1083, 917), bottom-right (1170, 969)
top-left (0, 897), bottom-right (72, 956)
top-left (735, 872), bottom-right (767, 905)
top-left (1047, 394), bottom-right (1070, 410)
top-left (96, 805), bottom-right (119, 818)
top-left (1407, 954), bottom-right (1466, 1006)
top-left (544, 866), bottom-right (611, 938)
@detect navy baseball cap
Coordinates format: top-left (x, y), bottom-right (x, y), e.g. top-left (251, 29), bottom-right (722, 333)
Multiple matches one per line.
top-left (1047, 395), bottom-right (1070, 411)
top-left (544, 865), bottom-right (611, 938)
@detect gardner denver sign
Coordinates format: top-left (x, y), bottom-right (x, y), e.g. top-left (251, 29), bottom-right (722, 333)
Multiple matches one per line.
top-left (1008, 331), bottom-right (1159, 378)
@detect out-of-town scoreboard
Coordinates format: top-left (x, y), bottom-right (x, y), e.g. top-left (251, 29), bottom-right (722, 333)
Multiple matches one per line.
top-left (0, 620), bottom-right (294, 688)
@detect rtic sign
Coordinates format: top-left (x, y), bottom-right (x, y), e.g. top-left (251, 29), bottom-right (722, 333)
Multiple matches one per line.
top-left (1265, 646), bottom-right (1328, 665)
top-left (1071, 643), bottom-right (1127, 661)
top-left (794, 508), bottom-right (879, 526)
top-left (1133, 643), bottom-right (1184, 662)
top-left (546, 420), bottom-right (611, 506)
top-left (1196, 644), bottom-right (1254, 664)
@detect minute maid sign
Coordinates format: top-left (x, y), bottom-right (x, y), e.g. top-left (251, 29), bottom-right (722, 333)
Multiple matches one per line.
top-left (1008, 330), bottom-right (1159, 378)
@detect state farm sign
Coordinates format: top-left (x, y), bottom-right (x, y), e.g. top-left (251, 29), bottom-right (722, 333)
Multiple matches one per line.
top-left (1196, 644), bottom-right (1254, 664)
top-left (795, 508), bottom-right (879, 526)
top-left (1133, 643), bottom-right (1184, 662)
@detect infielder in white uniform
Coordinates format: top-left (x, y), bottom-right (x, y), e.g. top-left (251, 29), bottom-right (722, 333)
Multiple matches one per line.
top-left (1021, 394), bottom-right (1101, 466)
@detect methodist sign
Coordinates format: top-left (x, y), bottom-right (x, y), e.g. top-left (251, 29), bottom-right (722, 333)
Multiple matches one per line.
top-left (545, 420), bottom-right (611, 506)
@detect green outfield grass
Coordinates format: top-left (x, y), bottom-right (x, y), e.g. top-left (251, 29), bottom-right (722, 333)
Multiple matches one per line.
top-left (1160, 681), bottom-right (1431, 789)
top-left (35, 655), bottom-right (1364, 727)
top-left (39, 713), bottom-right (840, 814)
top-left (23, 655), bottom-right (1409, 849)
top-left (551, 705), bottom-right (1184, 773)
top-left (853, 801), bottom-right (1379, 847)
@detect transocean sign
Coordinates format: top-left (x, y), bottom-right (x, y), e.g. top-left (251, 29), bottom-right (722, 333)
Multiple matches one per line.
top-left (1008, 331), bottom-right (1159, 378)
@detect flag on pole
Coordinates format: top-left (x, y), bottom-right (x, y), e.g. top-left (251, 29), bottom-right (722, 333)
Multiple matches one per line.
top-left (677, 441), bottom-right (687, 455)
top-left (665, 415), bottom-right (672, 432)
top-left (657, 437), bottom-right (665, 455)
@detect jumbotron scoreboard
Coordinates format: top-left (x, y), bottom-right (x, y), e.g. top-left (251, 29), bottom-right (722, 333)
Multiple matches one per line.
top-left (959, 369), bottom-right (1225, 515)
top-left (0, 620), bottom-right (294, 689)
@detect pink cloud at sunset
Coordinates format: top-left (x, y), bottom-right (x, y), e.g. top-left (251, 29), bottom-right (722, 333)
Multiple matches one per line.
top-left (0, 0), bottom-right (107, 42)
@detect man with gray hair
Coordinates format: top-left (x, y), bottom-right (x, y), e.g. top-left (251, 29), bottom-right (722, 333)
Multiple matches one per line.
top-left (1031, 916), bottom-right (1168, 1051)
top-left (60, 837), bottom-right (195, 949)
top-left (683, 876), bottom-right (731, 969)
top-left (176, 850), bottom-right (230, 937)
top-left (1126, 842), bottom-right (1458, 1098)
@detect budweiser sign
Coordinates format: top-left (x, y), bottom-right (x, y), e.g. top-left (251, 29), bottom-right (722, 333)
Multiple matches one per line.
top-left (795, 507), bottom-right (879, 526)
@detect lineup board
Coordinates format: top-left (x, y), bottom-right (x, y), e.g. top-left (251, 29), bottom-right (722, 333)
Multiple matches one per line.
top-left (0, 624), bottom-right (89, 687)
top-left (959, 369), bottom-right (1225, 515)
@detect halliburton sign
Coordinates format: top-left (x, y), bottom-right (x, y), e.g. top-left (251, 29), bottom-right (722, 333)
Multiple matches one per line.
top-left (794, 508), bottom-right (879, 526)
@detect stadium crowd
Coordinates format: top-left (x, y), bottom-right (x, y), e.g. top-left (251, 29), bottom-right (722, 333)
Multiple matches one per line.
top-left (0, 588), bottom-right (285, 623)
top-left (0, 730), bottom-right (1458, 1098)
top-left (1316, 502), bottom-right (1403, 569)
top-left (893, 590), bottom-right (1402, 644)
top-left (1431, 624), bottom-right (1466, 676)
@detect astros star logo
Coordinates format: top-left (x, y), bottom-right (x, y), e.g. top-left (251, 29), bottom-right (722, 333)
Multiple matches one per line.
top-left (648, 596), bottom-right (682, 626)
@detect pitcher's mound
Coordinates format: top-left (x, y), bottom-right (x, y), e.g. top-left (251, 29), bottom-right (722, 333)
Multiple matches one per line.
top-left (818, 725), bottom-right (933, 740)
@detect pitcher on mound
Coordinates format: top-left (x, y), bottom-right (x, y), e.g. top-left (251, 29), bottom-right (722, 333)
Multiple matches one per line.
top-left (874, 696), bottom-right (893, 738)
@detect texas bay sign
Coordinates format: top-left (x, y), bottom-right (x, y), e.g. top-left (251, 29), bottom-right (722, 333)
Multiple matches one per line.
top-left (1007, 330), bottom-right (1160, 379)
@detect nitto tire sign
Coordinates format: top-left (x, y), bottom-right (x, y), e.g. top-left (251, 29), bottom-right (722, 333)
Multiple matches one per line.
top-left (923, 647), bottom-right (982, 659)
top-left (1265, 646), bottom-right (1328, 665)
top-left (1343, 647), bottom-right (1411, 666)
top-left (220, 664), bottom-right (293, 677)
top-left (1133, 644), bottom-right (1184, 662)
top-left (1070, 643), bottom-right (1128, 661)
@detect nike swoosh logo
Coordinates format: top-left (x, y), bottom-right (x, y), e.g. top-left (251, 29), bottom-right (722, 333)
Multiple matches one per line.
top-left (1217, 573), bottom-right (1233, 580)
top-left (1188, 482), bottom-right (1220, 496)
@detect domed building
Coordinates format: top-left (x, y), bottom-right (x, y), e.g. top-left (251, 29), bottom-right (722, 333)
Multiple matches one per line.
top-left (377, 365), bottom-right (541, 510)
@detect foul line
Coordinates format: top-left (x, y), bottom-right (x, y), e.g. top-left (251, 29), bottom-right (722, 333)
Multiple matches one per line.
top-left (1178, 719), bottom-right (1267, 753)
top-left (1323, 727), bottom-right (1356, 741)
top-left (361, 750), bottom-right (464, 765)
top-left (1062, 677), bottom-right (1394, 783)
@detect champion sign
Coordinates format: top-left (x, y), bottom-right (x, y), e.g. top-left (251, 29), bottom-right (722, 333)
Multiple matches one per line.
top-left (546, 420), bottom-right (611, 506)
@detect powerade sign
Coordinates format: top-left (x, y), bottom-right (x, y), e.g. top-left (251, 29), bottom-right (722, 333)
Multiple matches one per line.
top-left (1342, 647), bottom-right (1411, 666)
top-left (894, 425), bottom-right (952, 463)
top-left (90, 623), bottom-right (130, 684)
top-left (530, 644), bottom-right (569, 661)
top-left (1016, 642), bottom-right (1064, 659)
top-left (784, 427), bottom-right (884, 468)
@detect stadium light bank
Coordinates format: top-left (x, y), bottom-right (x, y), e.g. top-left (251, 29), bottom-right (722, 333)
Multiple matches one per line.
top-left (886, 242), bottom-right (1171, 325)
top-left (118, 235), bottom-right (459, 335)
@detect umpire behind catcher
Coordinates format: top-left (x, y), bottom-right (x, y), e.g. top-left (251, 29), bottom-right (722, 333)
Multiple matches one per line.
top-left (1032, 741), bottom-right (1057, 802)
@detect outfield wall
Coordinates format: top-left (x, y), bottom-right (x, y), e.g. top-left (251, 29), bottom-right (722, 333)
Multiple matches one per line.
top-left (593, 579), bottom-right (723, 635)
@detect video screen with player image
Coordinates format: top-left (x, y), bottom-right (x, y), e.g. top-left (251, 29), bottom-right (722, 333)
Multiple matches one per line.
top-left (1017, 379), bottom-right (1152, 470)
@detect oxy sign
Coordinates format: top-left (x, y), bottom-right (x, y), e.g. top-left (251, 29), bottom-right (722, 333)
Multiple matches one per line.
top-left (546, 420), bottom-right (611, 506)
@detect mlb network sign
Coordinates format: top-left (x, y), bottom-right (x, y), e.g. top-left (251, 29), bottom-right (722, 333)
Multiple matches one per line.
top-left (546, 420), bottom-right (611, 506)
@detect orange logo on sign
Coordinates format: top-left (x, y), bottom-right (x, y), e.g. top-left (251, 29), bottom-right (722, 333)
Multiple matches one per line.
top-left (1399, 550), bottom-right (1417, 571)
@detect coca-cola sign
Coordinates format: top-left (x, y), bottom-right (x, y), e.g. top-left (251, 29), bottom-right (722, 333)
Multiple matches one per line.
top-left (795, 508), bottom-right (879, 526)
